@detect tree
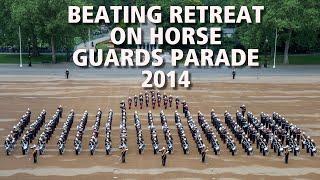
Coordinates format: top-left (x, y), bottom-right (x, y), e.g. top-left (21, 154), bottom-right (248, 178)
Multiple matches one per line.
top-left (2, 0), bottom-right (89, 63)
top-left (11, 0), bottom-right (43, 56)
top-left (235, 0), bottom-right (320, 64)
top-left (0, 0), bottom-right (18, 47)
top-left (37, 0), bottom-right (89, 63)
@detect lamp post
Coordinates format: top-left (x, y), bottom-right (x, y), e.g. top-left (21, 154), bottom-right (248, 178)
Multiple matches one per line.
top-left (28, 38), bottom-right (32, 67)
top-left (273, 28), bottom-right (278, 69)
top-left (264, 37), bottom-right (269, 68)
top-left (18, 26), bottom-right (22, 68)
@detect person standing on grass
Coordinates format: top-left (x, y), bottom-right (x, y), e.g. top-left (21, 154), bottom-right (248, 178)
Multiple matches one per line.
top-left (65, 69), bottom-right (70, 79)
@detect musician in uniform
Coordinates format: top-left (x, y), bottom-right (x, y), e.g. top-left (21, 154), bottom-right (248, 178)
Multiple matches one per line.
top-left (201, 145), bottom-right (209, 163)
top-left (128, 97), bottom-right (132, 109)
top-left (159, 147), bottom-right (169, 166)
top-left (284, 146), bottom-right (290, 164)
top-left (32, 146), bottom-right (39, 163)
top-left (120, 146), bottom-right (128, 163)
top-left (134, 95), bottom-right (138, 107)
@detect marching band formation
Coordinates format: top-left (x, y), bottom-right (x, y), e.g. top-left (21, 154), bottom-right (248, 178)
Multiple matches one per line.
top-left (74, 111), bottom-right (89, 155)
top-left (4, 109), bottom-right (31, 155)
top-left (21, 110), bottom-right (46, 155)
top-left (3, 91), bottom-right (317, 166)
top-left (147, 111), bottom-right (160, 154)
top-left (89, 109), bottom-right (102, 155)
top-left (36, 107), bottom-right (63, 156)
top-left (174, 112), bottom-right (189, 154)
top-left (105, 109), bottom-right (113, 155)
top-left (57, 110), bottom-right (74, 155)
top-left (134, 112), bottom-right (145, 154)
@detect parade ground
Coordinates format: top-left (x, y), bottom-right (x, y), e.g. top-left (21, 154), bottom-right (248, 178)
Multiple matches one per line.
top-left (0, 64), bottom-right (319, 179)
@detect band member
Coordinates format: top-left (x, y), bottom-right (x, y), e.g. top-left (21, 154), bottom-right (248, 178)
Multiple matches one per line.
top-left (201, 145), bottom-right (209, 163)
top-left (134, 95), bottom-right (138, 107)
top-left (120, 147), bottom-right (128, 163)
top-left (295, 128), bottom-right (301, 145)
top-left (240, 105), bottom-right (246, 117)
top-left (168, 95), bottom-right (173, 107)
top-left (281, 130), bottom-right (286, 145)
top-left (150, 90), bottom-right (155, 98)
top-left (128, 97), bottom-right (132, 109)
top-left (175, 96), bottom-right (180, 109)
top-left (120, 100), bottom-right (126, 109)
top-left (157, 92), bottom-right (161, 107)
top-left (159, 147), bottom-right (169, 166)
top-left (301, 132), bottom-right (306, 149)
top-left (58, 105), bottom-right (63, 118)
top-left (163, 93), bottom-right (167, 105)
top-left (182, 101), bottom-right (189, 117)
top-left (139, 93), bottom-right (143, 109)
top-left (152, 97), bottom-right (156, 109)
top-left (284, 146), bottom-right (290, 164)
top-left (163, 94), bottom-right (168, 109)
top-left (33, 146), bottom-right (39, 163)
top-left (145, 93), bottom-right (149, 107)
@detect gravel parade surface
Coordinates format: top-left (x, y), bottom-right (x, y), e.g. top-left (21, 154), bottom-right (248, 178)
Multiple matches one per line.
top-left (0, 65), bottom-right (319, 179)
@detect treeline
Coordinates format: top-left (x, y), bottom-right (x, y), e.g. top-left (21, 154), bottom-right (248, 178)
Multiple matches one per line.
top-left (0, 0), bottom-right (90, 63)
top-left (232, 0), bottom-right (320, 64)
top-left (1, 0), bottom-right (319, 64)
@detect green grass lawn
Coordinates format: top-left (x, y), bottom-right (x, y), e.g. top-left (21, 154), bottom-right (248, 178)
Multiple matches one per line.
top-left (0, 53), bottom-right (319, 65)
top-left (274, 55), bottom-right (320, 65)
top-left (0, 54), bottom-right (67, 64)
top-left (262, 54), bottom-right (320, 65)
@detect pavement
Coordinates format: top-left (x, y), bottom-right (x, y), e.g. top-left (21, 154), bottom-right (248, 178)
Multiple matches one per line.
top-left (75, 33), bottom-right (110, 50)
top-left (0, 63), bottom-right (319, 179)
top-left (0, 63), bottom-right (319, 83)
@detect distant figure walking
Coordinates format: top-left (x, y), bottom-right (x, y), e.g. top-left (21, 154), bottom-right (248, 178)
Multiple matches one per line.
top-left (65, 69), bottom-right (69, 79)
top-left (232, 69), bottom-right (236, 79)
